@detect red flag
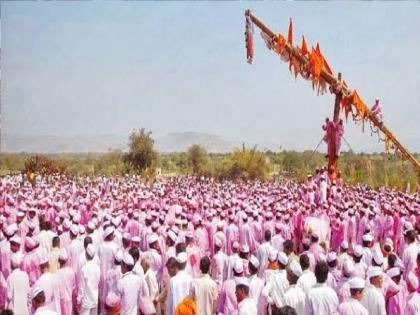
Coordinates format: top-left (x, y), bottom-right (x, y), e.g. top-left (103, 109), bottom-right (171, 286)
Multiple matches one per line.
top-left (301, 35), bottom-right (308, 56)
top-left (288, 17), bottom-right (293, 46)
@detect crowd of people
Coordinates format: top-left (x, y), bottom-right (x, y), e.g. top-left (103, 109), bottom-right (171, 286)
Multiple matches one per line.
top-left (0, 171), bottom-right (419, 315)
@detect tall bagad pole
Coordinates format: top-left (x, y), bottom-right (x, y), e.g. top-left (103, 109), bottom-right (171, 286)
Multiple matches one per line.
top-left (245, 10), bottom-right (420, 179)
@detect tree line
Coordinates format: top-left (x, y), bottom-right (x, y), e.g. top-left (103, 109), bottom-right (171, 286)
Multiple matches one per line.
top-left (0, 128), bottom-right (418, 191)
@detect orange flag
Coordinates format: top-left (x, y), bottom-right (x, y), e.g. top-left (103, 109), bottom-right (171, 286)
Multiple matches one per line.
top-left (288, 17), bottom-right (293, 46)
top-left (341, 96), bottom-right (352, 119)
top-left (352, 90), bottom-right (367, 118)
top-left (300, 35), bottom-right (308, 56)
top-left (276, 34), bottom-right (286, 53)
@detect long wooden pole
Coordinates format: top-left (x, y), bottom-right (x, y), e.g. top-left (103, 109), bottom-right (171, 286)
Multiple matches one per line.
top-left (245, 9), bottom-right (420, 177)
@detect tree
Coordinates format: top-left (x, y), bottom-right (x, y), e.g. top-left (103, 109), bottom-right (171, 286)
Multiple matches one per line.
top-left (222, 145), bottom-right (269, 181)
top-left (124, 129), bottom-right (158, 176)
top-left (187, 145), bottom-right (206, 174)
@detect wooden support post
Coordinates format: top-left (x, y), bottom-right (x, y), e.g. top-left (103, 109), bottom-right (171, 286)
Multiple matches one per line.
top-left (328, 73), bottom-right (342, 179)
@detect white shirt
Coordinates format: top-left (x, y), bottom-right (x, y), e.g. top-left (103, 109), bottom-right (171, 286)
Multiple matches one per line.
top-left (406, 291), bottom-right (420, 315)
top-left (338, 298), bottom-right (369, 315)
top-left (304, 283), bottom-right (339, 315)
top-left (118, 271), bottom-right (145, 315)
top-left (6, 268), bottom-right (30, 315)
top-left (360, 284), bottom-right (386, 315)
top-left (168, 269), bottom-right (193, 315)
top-left (34, 272), bottom-right (61, 315)
top-left (262, 269), bottom-right (289, 308)
top-left (238, 297), bottom-right (257, 315)
top-left (144, 268), bottom-right (159, 301)
top-left (283, 284), bottom-right (306, 315)
top-left (190, 274), bottom-right (218, 315)
top-left (297, 269), bottom-right (317, 294)
top-left (77, 259), bottom-right (100, 309)
top-left (34, 306), bottom-right (58, 315)
top-left (256, 242), bottom-right (273, 276)
top-left (403, 242), bottom-right (420, 276)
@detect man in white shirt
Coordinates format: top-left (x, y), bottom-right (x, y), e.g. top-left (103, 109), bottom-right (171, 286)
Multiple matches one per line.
top-left (360, 267), bottom-right (386, 315)
top-left (284, 260), bottom-right (306, 315)
top-left (262, 252), bottom-right (289, 311)
top-left (33, 256), bottom-right (61, 315)
top-left (32, 288), bottom-right (58, 315)
top-left (337, 277), bottom-right (369, 315)
top-left (77, 244), bottom-right (100, 315)
top-left (405, 272), bottom-right (420, 315)
top-left (236, 278), bottom-right (257, 315)
top-left (297, 254), bottom-right (316, 294)
top-left (248, 256), bottom-right (265, 315)
top-left (117, 252), bottom-right (147, 315)
top-left (403, 229), bottom-right (419, 277)
top-left (304, 261), bottom-right (339, 315)
top-left (211, 237), bottom-right (227, 290)
top-left (256, 230), bottom-right (274, 277)
top-left (168, 252), bottom-right (193, 315)
top-left (6, 254), bottom-right (30, 315)
top-left (191, 256), bottom-right (218, 315)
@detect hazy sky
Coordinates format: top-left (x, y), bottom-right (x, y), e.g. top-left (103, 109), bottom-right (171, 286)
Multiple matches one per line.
top-left (2, 2), bottom-right (420, 151)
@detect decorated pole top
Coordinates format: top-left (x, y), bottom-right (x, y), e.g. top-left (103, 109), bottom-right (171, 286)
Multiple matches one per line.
top-left (244, 9), bottom-right (420, 179)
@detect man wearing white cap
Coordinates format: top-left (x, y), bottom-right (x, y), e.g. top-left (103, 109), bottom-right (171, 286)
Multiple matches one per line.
top-left (190, 256), bottom-right (218, 315)
top-left (67, 225), bottom-right (83, 273)
top-left (35, 221), bottom-right (55, 255)
top-left (256, 230), bottom-right (274, 277)
top-left (6, 254), bottom-right (30, 315)
top-left (361, 234), bottom-right (373, 268)
top-left (352, 245), bottom-right (367, 279)
top-left (304, 261), bottom-right (338, 315)
top-left (217, 258), bottom-right (245, 315)
top-left (98, 226), bottom-right (118, 314)
top-left (338, 242), bottom-right (350, 270)
top-left (56, 249), bottom-right (75, 315)
top-left (117, 252), bottom-right (147, 315)
top-left (144, 234), bottom-right (163, 282)
top-left (168, 252), bottom-right (193, 315)
top-left (402, 229), bottom-right (420, 277)
top-left (371, 97), bottom-right (383, 124)
top-left (77, 244), bottom-right (100, 315)
top-left (226, 242), bottom-right (240, 280)
top-left (337, 259), bottom-right (355, 303)
top-left (406, 271), bottom-right (420, 315)
top-left (236, 278), bottom-right (257, 315)
top-left (262, 252), bottom-right (289, 311)
top-left (337, 277), bottom-right (368, 315)
top-left (32, 288), bottom-right (58, 315)
top-left (33, 256), bottom-right (61, 315)
top-left (211, 236), bottom-right (227, 290)
top-left (360, 267), bottom-right (386, 315)
top-left (284, 260), bottom-right (306, 315)
top-left (248, 255), bottom-right (265, 315)
top-left (386, 267), bottom-right (405, 315)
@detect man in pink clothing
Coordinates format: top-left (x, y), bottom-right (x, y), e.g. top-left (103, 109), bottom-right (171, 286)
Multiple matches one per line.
top-left (386, 267), bottom-right (406, 315)
top-left (56, 249), bottom-right (76, 315)
top-left (217, 259), bottom-right (244, 315)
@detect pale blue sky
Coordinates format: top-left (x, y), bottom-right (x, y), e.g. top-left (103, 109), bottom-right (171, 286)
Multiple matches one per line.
top-left (2, 1), bottom-right (420, 151)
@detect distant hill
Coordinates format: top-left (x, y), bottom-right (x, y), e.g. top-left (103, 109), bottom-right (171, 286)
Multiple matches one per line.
top-left (155, 132), bottom-right (234, 153)
top-left (2, 132), bottom-right (236, 153)
top-left (3, 132), bottom-right (419, 154)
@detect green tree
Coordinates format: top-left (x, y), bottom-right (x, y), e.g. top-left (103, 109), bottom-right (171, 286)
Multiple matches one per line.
top-left (187, 145), bottom-right (207, 175)
top-left (124, 129), bottom-right (158, 176)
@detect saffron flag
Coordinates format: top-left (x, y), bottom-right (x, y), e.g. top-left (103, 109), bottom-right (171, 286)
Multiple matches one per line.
top-left (288, 17), bottom-right (293, 46)
top-left (352, 90), bottom-right (367, 118)
top-left (301, 35), bottom-right (308, 56)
